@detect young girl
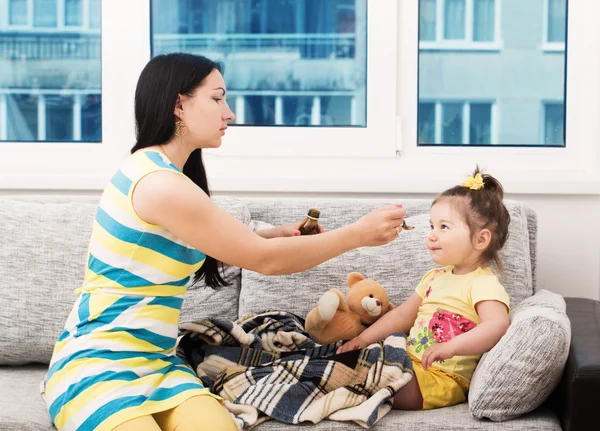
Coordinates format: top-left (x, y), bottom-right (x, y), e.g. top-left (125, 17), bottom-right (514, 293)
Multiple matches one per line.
top-left (337, 169), bottom-right (511, 411)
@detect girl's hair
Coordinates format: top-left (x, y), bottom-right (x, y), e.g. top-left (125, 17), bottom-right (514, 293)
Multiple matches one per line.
top-left (131, 53), bottom-right (227, 289)
top-left (433, 167), bottom-right (510, 269)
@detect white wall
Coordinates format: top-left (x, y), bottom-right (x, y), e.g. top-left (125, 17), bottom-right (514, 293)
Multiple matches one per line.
top-left (4, 188), bottom-right (596, 300)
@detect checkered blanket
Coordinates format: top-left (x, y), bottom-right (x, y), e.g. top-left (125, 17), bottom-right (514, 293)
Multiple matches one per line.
top-left (178, 311), bottom-right (413, 430)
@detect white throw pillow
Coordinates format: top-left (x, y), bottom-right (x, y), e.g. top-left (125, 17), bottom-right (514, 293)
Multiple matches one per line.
top-left (469, 290), bottom-right (571, 421)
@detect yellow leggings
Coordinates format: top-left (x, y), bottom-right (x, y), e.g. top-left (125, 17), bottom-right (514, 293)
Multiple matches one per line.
top-left (112, 395), bottom-right (237, 431)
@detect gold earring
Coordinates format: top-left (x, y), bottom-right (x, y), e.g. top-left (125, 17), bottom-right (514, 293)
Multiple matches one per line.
top-left (174, 120), bottom-right (187, 137)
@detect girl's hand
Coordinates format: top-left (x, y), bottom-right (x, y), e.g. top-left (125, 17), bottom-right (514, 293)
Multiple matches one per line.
top-left (421, 342), bottom-right (456, 370)
top-left (336, 336), bottom-right (368, 354)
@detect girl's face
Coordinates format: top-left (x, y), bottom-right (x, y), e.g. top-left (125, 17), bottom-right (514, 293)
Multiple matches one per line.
top-left (426, 199), bottom-right (485, 269)
top-left (177, 69), bottom-right (235, 149)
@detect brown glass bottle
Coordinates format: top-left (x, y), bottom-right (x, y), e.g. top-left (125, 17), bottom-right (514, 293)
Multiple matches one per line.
top-left (298, 209), bottom-right (321, 235)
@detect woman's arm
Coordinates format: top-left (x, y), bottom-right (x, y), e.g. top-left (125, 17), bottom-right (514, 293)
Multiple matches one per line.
top-left (420, 300), bottom-right (510, 369)
top-left (255, 221), bottom-right (324, 239)
top-left (337, 293), bottom-right (422, 353)
top-left (133, 171), bottom-right (406, 275)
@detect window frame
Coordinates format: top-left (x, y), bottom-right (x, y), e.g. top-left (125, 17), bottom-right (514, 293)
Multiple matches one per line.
top-left (2, 0), bottom-right (600, 195)
top-left (419, 0), bottom-right (503, 51)
top-left (0, 0), bottom-right (147, 189)
top-left (191, 0), bottom-right (399, 159)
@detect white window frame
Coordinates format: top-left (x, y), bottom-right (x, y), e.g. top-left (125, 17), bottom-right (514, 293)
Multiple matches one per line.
top-left (419, 100), bottom-right (497, 145)
top-left (4, 0), bottom-right (97, 31)
top-left (419, 0), bottom-right (503, 51)
top-left (0, 0), bottom-right (147, 189)
top-left (542, 0), bottom-right (566, 52)
top-left (2, 0), bottom-right (600, 196)
top-left (204, 0), bottom-right (398, 159)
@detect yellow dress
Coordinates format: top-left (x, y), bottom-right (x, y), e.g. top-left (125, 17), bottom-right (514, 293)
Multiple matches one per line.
top-left (42, 149), bottom-right (218, 431)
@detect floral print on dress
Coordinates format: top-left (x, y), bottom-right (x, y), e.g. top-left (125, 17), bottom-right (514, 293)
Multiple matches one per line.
top-left (429, 308), bottom-right (476, 343)
top-left (423, 267), bottom-right (445, 298)
top-left (407, 327), bottom-right (435, 353)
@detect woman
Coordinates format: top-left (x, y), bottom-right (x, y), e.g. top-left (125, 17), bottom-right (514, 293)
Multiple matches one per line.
top-left (42, 53), bottom-right (407, 431)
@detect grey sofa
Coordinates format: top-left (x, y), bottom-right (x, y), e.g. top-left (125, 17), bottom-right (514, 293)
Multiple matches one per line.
top-left (0, 195), bottom-right (597, 430)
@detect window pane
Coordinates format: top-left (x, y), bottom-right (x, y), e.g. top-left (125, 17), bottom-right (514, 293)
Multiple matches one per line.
top-left (65, 0), bottom-right (83, 27)
top-left (544, 103), bottom-right (565, 146)
top-left (548, 0), bottom-right (566, 43)
top-left (151, 0), bottom-right (367, 127)
top-left (419, 0), bottom-right (436, 41)
top-left (418, 102), bottom-right (435, 143)
top-left (419, 0), bottom-right (567, 146)
top-left (442, 103), bottom-right (463, 144)
top-left (9, 0), bottom-right (28, 26)
top-left (0, 3), bottom-right (102, 142)
top-left (444, 0), bottom-right (465, 40)
top-left (469, 103), bottom-right (491, 144)
top-left (46, 95), bottom-right (73, 141)
top-left (89, 0), bottom-right (101, 29)
top-left (473, 0), bottom-right (495, 42)
top-left (82, 94), bottom-right (102, 141)
top-left (34, 0), bottom-right (57, 28)
top-left (7, 94), bottom-right (38, 140)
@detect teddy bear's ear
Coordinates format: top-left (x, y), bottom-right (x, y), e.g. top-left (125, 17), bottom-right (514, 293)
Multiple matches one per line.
top-left (347, 272), bottom-right (365, 288)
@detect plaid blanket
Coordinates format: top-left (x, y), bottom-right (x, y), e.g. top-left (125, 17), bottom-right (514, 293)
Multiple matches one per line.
top-left (178, 311), bottom-right (413, 430)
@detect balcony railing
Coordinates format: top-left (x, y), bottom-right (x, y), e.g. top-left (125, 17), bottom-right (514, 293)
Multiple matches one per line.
top-left (0, 32), bottom-right (101, 60)
top-left (153, 33), bottom-right (356, 59)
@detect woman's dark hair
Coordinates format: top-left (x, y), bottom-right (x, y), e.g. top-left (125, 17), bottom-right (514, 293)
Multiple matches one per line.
top-left (131, 53), bottom-right (227, 288)
top-left (433, 167), bottom-right (510, 270)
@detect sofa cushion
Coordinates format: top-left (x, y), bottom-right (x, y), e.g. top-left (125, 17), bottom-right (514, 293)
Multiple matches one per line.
top-left (0, 196), bottom-right (249, 365)
top-left (0, 365), bottom-right (53, 431)
top-left (0, 365), bottom-right (561, 431)
top-left (468, 289), bottom-right (570, 421)
top-left (239, 199), bottom-right (534, 319)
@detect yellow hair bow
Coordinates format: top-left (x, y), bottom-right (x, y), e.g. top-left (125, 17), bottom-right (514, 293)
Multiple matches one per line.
top-left (462, 173), bottom-right (485, 190)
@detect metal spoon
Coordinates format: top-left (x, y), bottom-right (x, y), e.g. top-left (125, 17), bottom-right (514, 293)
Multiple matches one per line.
top-left (402, 220), bottom-right (414, 230)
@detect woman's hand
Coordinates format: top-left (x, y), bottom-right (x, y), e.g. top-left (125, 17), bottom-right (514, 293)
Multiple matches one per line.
top-left (420, 342), bottom-right (456, 370)
top-left (256, 221), bottom-right (325, 239)
top-left (336, 335), bottom-right (369, 354)
top-left (281, 220), bottom-right (325, 237)
top-left (352, 205), bottom-right (406, 247)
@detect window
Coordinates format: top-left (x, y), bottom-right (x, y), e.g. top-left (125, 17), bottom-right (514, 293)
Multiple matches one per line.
top-left (34, 0), bottom-right (57, 28)
top-left (419, 0), bottom-right (500, 49)
top-left (7, 0), bottom-right (99, 29)
top-left (89, 0), bottom-right (101, 29)
top-left (1, 0), bottom-right (102, 144)
top-left (543, 103), bottom-right (565, 146)
top-left (1, 0), bottom-right (599, 195)
top-left (150, 0), bottom-right (398, 158)
top-left (418, 101), bottom-right (493, 145)
top-left (65, 0), bottom-right (83, 27)
top-left (9, 0), bottom-right (27, 25)
top-left (418, 0), bottom-right (565, 146)
top-left (544, 0), bottom-right (566, 50)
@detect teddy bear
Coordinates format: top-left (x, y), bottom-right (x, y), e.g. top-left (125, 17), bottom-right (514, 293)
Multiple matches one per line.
top-left (305, 272), bottom-right (395, 345)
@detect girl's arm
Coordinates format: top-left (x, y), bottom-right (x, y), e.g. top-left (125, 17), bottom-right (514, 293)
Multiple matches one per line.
top-left (421, 300), bottom-right (509, 369)
top-left (337, 292), bottom-right (422, 353)
top-left (133, 170), bottom-right (406, 275)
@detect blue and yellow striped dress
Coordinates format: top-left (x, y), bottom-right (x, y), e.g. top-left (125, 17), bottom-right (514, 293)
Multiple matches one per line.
top-left (42, 149), bottom-right (218, 431)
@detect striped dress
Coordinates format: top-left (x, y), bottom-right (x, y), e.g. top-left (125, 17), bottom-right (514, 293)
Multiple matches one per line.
top-left (42, 149), bottom-right (218, 431)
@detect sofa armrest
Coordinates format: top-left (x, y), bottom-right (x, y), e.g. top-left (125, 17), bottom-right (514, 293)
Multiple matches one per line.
top-left (549, 297), bottom-right (600, 431)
